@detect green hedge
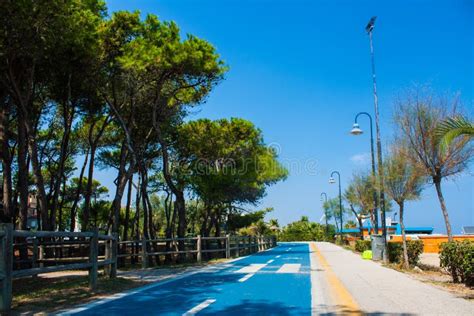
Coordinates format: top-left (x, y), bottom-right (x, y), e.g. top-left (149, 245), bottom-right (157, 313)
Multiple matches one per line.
top-left (355, 240), bottom-right (371, 253)
top-left (440, 240), bottom-right (474, 287)
top-left (387, 240), bottom-right (424, 266)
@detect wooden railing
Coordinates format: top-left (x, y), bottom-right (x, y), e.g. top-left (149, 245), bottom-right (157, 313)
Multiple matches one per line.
top-left (0, 223), bottom-right (277, 313)
top-left (118, 235), bottom-right (276, 268)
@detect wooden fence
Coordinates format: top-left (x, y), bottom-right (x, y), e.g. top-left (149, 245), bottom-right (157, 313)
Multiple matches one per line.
top-left (0, 223), bottom-right (276, 313)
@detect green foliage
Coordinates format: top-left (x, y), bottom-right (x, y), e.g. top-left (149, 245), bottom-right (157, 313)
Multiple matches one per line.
top-left (355, 240), bottom-right (371, 253)
top-left (440, 241), bottom-right (474, 287)
top-left (387, 240), bottom-right (424, 266)
top-left (323, 197), bottom-right (350, 232)
top-left (228, 209), bottom-right (270, 232)
top-left (278, 217), bottom-right (331, 242)
top-left (435, 115), bottom-right (473, 151)
top-left (237, 219), bottom-right (271, 237)
top-left (176, 118), bottom-right (288, 206)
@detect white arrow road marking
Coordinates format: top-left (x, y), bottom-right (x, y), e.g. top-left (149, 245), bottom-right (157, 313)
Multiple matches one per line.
top-left (277, 263), bottom-right (301, 273)
top-left (235, 263), bottom-right (266, 273)
top-left (183, 299), bottom-right (216, 315)
top-left (238, 273), bottom-right (255, 282)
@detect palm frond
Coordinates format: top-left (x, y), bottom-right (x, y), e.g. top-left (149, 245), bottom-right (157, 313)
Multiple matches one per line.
top-left (435, 116), bottom-right (474, 150)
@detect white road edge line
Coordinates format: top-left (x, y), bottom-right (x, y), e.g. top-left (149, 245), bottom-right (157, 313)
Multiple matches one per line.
top-left (182, 299), bottom-right (216, 315)
top-left (238, 273), bottom-right (255, 282)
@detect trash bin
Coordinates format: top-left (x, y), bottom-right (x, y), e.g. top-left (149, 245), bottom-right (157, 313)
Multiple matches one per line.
top-left (371, 235), bottom-right (385, 261)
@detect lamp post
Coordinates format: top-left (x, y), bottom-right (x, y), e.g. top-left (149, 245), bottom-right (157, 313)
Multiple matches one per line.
top-left (320, 192), bottom-right (329, 239)
top-left (329, 171), bottom-right (343, 243)
top-left (350, 112), bottom-right (378, 234)
top-left (366, 16), bottom-right (387, 259)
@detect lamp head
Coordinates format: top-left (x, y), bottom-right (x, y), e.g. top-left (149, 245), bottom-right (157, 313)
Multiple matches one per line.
top-left (350, 123), bottom-right (363, 135)
top-left (329, 177), bottom-right (336, 184)
top-left (366, 16), bottom-right (377, 33)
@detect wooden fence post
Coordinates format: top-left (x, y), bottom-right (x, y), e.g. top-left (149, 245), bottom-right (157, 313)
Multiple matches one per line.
top-left (141, 237), bottom-right (148, 269)
top-left (89, 228), bottom-right (98, 291)
top-left (0, 223), bottom-right (13, 313)
top-left (110, 233), bottom-right (118, 278)
top-left (39, 244), bottom-right (44, 268)
top-left (104, 238), bottom-right (110, 276)
top-left (235, 237), bottom-right (240, 257)
top-left (31, 238), bottom-right (39, 278)
top-left (196, 235), bottom-right (202, 263)
top-left (225, 234), bottom-right (230, 259)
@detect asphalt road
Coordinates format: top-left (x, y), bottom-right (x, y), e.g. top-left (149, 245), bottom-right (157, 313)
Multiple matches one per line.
top-left (59, 242), bottom-right (474, 315)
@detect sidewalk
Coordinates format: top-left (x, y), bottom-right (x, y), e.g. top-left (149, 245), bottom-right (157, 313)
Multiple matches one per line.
top-left (313, 242), bottom-right (473, 315)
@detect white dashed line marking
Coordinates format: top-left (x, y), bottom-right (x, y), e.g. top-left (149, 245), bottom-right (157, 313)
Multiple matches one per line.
top-left (277, 263), bottom-right (301, 273)
top-left (267, 259), bottom-right (274, 264)
top-left (183, 299), bottom-right (216, 315)
top-left (238, 273), bottom-right (255, 282)
top-left (276, 255), bottom-right (281, 258)
top-left (235, 264), bottom-right (266, 273)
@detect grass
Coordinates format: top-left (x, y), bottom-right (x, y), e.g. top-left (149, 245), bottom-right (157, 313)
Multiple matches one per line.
top-left (381, 262), bottom-right (474, 301)
top-left (13, 274), bottom-right (147, 315)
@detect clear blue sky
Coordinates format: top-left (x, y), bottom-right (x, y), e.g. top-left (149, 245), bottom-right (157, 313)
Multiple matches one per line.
top-left (102, 0), bottom-right (473, 234)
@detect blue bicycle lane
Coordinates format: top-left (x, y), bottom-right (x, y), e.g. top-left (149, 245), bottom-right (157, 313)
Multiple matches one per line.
top-left (63, 243), bottom-right (312, 315)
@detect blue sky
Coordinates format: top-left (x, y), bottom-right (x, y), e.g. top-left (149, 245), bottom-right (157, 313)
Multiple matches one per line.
top-left (102, 0), bottom-right (473, 234)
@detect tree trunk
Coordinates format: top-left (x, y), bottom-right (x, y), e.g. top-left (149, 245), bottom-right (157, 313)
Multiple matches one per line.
top-left (50, 104), bottom-right (74, 230)
top-left (70, 147), bottom-right (89, 232)
top-left (24, 117), bottom-right (49, 230)
top-left (17, 119), bottom-right (29, 230)
top-left (122, 175), bottom-right (133, 245)
top-left (434, 178), bottom-right (453, 241)
top-left (83, 144), bottom-right (96, 231)
top-left (152, 120), bottom-right (186, 250)
top-left (0, 103), bottom-right (13, 221)
top-left (349, 204), bottom-right (364, 240)
top-left (175, 190), bottom-right (186, 260)
top-left (111, 141), bottom-right (130, 234)
top-left (399, 201), bottom-right (409, 269)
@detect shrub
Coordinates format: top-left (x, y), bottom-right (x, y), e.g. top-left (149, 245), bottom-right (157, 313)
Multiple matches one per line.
top-left (440, 240), bottom-right (474, 287)
top-left (355, 240), bottom-right (371, 253)
top-left (387, 240), bottom-right (424, 266)
top-left (387, 242), bottom-right (402, 263)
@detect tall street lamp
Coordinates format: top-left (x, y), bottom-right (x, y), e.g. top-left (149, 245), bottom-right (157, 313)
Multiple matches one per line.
top-left (366, 16), bottom-right (388, 259)
top-left (329, 171), bottom-right (343, 243)
top-left (320, 192), bottom-right (329, 239)
top-left (350, 112), bottom-right (379, 234)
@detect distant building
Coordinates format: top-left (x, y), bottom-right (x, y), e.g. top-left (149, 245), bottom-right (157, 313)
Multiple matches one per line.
top-left (462, 226), bottom-right (474, 235)
top-left (340, 218), bottom-right (433, 238)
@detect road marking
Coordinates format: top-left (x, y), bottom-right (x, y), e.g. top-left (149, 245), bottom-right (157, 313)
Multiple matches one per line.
top-left (238, 273), bottom-right (255, 282)
top-left (311, 243), bottom-right (361, 314)
top-left (276, 263), bottom-right (301, 273)
top-left (266, 259), bottom-right (274, 264)
top-left (183, 299), bottom-right (216, 315)
top-left (276, 255), bottom-right (281, 258)
top-left (235, 263), bottom-right (266, 273)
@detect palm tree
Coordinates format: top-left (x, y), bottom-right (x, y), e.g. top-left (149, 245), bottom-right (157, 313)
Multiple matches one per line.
top-left (268, 219), bottom-right (280, 234)
top-left (436, 115), bottom-right (473, 150)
